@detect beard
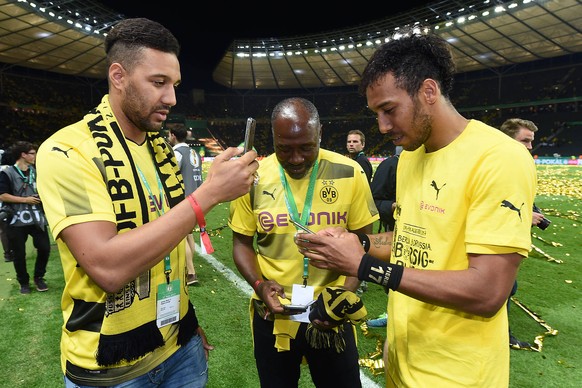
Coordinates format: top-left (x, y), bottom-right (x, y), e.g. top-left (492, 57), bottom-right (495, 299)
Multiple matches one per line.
top-left (404, 99), bottom-right (432, 151)
top-left (123, 83), bottom-right (163, 133)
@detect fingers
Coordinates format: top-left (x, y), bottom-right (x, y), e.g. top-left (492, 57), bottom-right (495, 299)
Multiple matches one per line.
top-left (238, 148), bottom-right (258, 165)
top-left (216, 146), bottom-right (243, 161)
top-left (325, 226), bottom-right (348, 238)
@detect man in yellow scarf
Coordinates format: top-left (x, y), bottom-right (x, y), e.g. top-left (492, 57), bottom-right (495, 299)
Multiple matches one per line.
top-left (37, 17), bottom-right (258, 387)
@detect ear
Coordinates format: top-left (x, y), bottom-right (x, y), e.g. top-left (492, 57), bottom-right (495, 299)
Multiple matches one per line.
top-left (420, 78), bottom-right (439, 105)
top-left (109, 63), bottom-right (125, 90)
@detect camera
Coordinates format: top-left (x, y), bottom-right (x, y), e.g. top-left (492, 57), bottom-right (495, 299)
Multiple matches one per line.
top-left (533, 205), bottom-right (551, 230)
top-left (0, 205), bottom-right (13, 222)
top-left (537, 216), bottom-right (551, 230)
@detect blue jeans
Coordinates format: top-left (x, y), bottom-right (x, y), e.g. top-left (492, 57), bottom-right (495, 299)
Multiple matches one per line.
top-left (64, 333), bottom-right (208, 387)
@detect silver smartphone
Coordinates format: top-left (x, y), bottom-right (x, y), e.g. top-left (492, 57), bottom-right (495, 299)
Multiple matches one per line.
top-left (283, 300), bottom-right (316, 313)
top-left (289, 218), bottom-right (315, 234)
top-left (243, 117), bottom-right (256, 153)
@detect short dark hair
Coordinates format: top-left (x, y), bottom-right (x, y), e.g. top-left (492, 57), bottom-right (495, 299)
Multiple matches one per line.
top-left (104, 18), bottom-right (180, 70)
top-left (9, 141), bottom-right (35, 160)
top-left (271, 97), bottom-right (321, 130)
top-left (170, 126), bottom-right (188, 142)
top-left (359, 30), bottom-right (456, 100)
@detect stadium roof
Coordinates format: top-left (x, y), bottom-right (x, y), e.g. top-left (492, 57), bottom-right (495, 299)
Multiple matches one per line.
top-left (0, 0), bottom-right (581, 90)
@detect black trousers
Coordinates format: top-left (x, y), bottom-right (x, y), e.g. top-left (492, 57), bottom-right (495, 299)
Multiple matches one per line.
top-left (252, 310), bottom-right (362, 388)
top-left (0, 220), bottom-right (12, 259)
top-left (8, 224), bottom-right (50, 286)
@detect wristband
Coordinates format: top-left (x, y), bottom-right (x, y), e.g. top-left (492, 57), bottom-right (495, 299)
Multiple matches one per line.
top-left (355, 232), bottom-right (371, 253)
top-left (358, 253), bottom-right (403, 292)
top-left (253, 279), bottom-right (263, 292)
top-left (187, 194), bottom-right (214, 254)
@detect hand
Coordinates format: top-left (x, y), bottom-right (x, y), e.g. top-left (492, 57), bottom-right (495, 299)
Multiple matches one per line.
top-left (532, 211), bottom-right (545, 227)
top-left (310, 317), bottom-right (342, 330)
top-left (196, 326), bottom-right (214, 360)
top-left (203, 147), bottom-right (259, 203)
top-left (294, 228), bottom-right (364, 277)
top-left (255, 280), bottom-right (288, 315)
top-left (29, 195), bottom-right (42, 205)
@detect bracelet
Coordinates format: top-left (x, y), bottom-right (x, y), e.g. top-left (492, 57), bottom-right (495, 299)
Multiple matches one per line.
top-left (187, 194), bottom-right (215, 254)
top-left (355, 232), bottom-right (371, 253)
top-left (357, 253), bottom-right (403, 292)
top-left (253, 279), bottom-right (263, 292)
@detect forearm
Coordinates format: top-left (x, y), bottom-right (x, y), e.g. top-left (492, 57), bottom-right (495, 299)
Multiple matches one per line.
top-left (357, 253), bottom-right (521, 317)
top-left (0, 193), bottom-right (28, 203)
top-left (232, 234), bottom-right (263, 288)
top-left (62, 187), bottom-right (219, 293)
top-left (367, 232), bottom-right (393, 260)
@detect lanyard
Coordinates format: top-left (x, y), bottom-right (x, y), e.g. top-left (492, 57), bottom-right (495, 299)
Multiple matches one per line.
top-left (13, 165), bottom-right (35, 191)
top-left (137, 166), bottom-right (172, 284)
top-left (279, 160), bottom-right (319, 286)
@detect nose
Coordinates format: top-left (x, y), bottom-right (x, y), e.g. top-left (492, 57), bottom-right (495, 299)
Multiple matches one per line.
top-left (288, 149), bottom-right (305, 164)
top-left (162, 85), bottom-right (177, 107)
top-left (377, 115), bottom-right (393, 134)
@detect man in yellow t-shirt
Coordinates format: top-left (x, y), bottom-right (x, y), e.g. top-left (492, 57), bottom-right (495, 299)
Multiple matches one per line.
top-left (229, 97), bottom-right (378, 387)
top-left (295, 32), bottom-right (536, 387)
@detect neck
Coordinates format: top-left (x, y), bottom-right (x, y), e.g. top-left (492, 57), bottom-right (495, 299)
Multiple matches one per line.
top-left (425, 105), bottom-right (469, 153)
top-left (15, 160), bottom-right (29, 171)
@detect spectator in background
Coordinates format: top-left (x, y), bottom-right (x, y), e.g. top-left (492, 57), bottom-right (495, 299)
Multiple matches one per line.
top-left (0, 148), bottom-right (15, 263)
top-left (500, 118), bottom-right (537, 152)
top-left (295, 31), bottom-right (536, 387)
top-left (168, 125), bottom-right (203, 285)
top-left (36, 17), bottom-right (258, 387)
top-left (371, 146), bottom-right (402, 233)
top-left (229, 97), bottom-right (378, 387)
top-left (0, 141), bottom-right (50, 294)
top-left (499, 117), bottom-right (548, 350)
top-left (346, 129), bottom-right (373, 184)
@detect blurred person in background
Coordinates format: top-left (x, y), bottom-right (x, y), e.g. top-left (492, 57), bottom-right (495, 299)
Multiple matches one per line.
top-left (168, 125), bottom-right (203, 285)
top-left (0, 147), bottom-right (15, 263)
top-left (371, 146), bottom-right (402, 233)
top-left (346, 129), bottom-right (373, 184)
top-left (0, 141), bottom-right (50, 294)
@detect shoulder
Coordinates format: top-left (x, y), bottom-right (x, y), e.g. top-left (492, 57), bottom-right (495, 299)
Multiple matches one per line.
top-left (467, 120), bottom-right (531, 160)
top-left (39, 120), bottom-right (93, 152)
top-left (320, 148), bottom-right (358, 165)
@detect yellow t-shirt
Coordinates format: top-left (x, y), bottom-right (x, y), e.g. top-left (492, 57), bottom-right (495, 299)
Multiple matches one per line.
top-left (229, 148), bottom-right (379, 298)
top-left (37, 120), bottom-right (188, 385)
top-left (387, 120), bottom-right (536, 387)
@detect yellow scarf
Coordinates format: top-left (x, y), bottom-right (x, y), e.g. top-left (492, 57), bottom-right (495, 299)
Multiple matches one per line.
top-left (88, 95), bottom-right (197, 366)
top-left (306, 287), bottom-right (367, 353)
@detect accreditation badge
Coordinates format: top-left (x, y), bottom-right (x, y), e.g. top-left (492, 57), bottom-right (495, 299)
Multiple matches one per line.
top-left (156, 279), bottom-right (180, 328)
top-left (290, 283), bottom-right (314, 323)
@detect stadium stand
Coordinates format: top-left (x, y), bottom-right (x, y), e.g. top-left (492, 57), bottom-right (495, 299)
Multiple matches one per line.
top-left (0, 0), bottom-right (580, 158)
